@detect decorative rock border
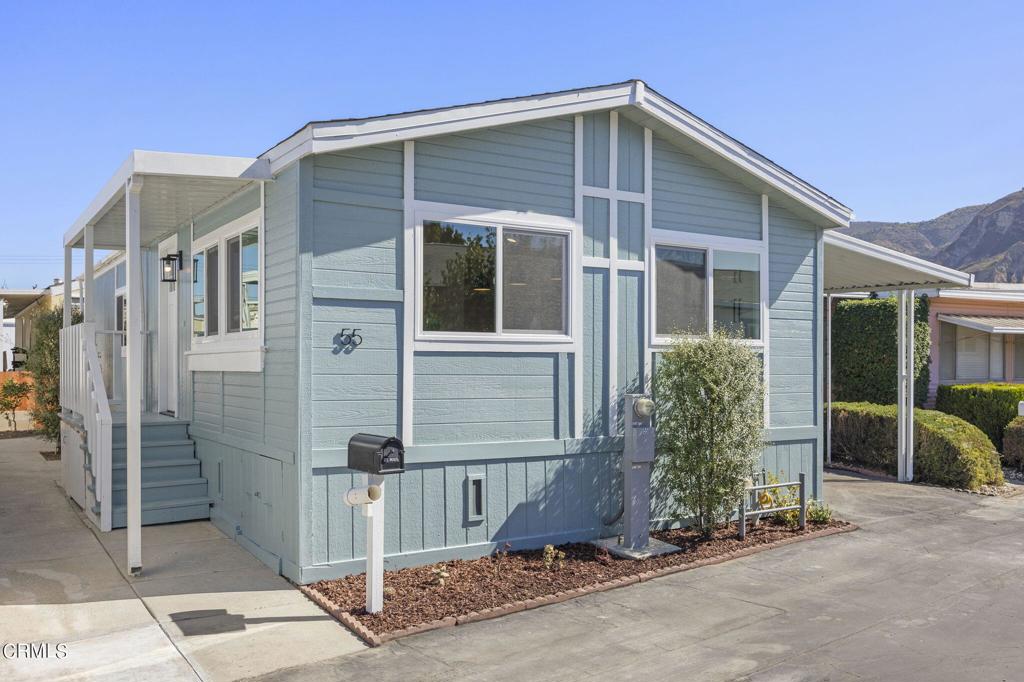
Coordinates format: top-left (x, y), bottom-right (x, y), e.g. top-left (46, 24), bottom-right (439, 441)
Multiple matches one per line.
top-left (301, 523), bottom-right (858, 647)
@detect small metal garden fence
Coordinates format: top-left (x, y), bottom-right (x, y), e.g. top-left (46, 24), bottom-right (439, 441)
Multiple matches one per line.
top-left (738, 471), bottom-right (807, 539)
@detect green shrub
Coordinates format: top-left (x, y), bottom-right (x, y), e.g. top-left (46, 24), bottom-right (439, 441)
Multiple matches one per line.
top-left (934, 383), bottom-right (1024, 452)
top-left (1002, 416), bottom-right (1024, 469)
top-left (831, 296), bottom-right (930, 407)
top-left (830, 401), bottom-right (1003, 490)
top-left (807, 501), bottom-right (833, 524)
top-left (26, 307), bottom-right (81, 449)
top-left (654, 330), bottom-right (765, 538)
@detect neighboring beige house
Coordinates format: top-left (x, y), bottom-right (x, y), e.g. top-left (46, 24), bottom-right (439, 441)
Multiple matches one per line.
top-left (925, 283), bottom-right (1024, 404)
top-left (9, 279), bottom-right (82, 357)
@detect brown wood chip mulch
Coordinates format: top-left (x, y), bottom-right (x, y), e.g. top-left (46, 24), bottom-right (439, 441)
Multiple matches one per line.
top-left (303, 519), bottom-right (854, 646)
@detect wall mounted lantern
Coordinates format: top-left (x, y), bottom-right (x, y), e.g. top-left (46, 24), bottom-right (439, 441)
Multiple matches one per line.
top-left (160, 251), bottom-right (183, 283)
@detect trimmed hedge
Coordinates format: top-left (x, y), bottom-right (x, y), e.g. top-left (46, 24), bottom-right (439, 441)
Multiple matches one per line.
top-left (1001, 416), bottom-right (1024, 469)
top-left (934, 383), bottom-right (1024, 453)
top-left (831, 296), bottom-right (930, 407)
top-left (830, 401), bottom-right (1003, 490)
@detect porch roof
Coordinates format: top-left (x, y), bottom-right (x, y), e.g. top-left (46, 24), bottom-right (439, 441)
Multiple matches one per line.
top-left (823, 231), bottom-right (973, 293)
top-left (937, 314), bottom-right (1024, 335)
top-left (63, 151), bottom-right (272, 249)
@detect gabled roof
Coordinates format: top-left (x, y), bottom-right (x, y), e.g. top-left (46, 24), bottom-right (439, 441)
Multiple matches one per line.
top-left (262, 80), bottom-right (853, 228)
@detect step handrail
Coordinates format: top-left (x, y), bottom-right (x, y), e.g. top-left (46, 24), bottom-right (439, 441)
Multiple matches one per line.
top-left (82, 325), bottom-right (113, 531)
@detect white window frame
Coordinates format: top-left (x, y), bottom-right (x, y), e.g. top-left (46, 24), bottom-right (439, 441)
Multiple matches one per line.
top-left (649, 228), bottom-right (768, 348)
top-left (413, 203), bottom-right (579, 352)
top-left (185, 205), bottom-right (265, 372)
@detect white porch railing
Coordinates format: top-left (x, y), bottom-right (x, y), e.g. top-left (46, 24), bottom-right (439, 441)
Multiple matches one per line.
top-left (60, 322), bottom-right (113, 531)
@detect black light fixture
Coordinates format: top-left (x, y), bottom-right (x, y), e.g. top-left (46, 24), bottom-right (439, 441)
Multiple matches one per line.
top-left (160, 251), bottom-right (182, 283)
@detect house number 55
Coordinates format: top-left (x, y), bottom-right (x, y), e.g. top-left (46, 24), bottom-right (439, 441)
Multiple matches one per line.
top-left (338, 328), bottom-right (363, 348)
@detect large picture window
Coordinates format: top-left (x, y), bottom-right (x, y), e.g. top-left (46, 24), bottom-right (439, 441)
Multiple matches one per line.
top-left (419, 218), bottom-right (570, 340)
top-left (653, 235), bottom-right (764, 343)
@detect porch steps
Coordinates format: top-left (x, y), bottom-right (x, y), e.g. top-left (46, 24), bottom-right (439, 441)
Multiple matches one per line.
top-left (86, 416), bottom-right (211, 529)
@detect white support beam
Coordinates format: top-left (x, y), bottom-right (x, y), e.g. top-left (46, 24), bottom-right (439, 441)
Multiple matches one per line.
top-left (825, 293), bottom-right (832, 465)
top-left (125, 175), bottom-right (144, 575)
top-left (63, 247), bottom-right (72, 327)
top-left (905, 290), bottom-right (915, 481)
top-left (84, 225), bottom-right (94, 324)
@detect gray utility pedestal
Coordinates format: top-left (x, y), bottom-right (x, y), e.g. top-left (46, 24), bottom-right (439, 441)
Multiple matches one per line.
top-left (593, 394), bottom-right (679, 560)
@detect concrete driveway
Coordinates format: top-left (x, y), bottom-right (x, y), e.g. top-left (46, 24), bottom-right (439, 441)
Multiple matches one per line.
top-left (255, 471), bottom-right (1024, 682)
top-left (0, 436), bottom-right (363, 681)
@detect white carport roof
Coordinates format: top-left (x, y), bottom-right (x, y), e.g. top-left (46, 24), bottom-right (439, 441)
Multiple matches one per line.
top-left (63, 150), bottom-right (272, 249)
top-left (824, 231), bottom-right (973, 293)
top-left (937, 314), bottom-right (1024, 334)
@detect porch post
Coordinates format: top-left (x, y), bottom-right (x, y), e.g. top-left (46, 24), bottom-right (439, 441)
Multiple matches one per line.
top-left (84, 224), bottom-right (95, 324)
top-left (897, 290), bottom-right (907, 482)
top-left (905, 290), bottom-right (915, 481)
top-left (125, 176), bottom-right (144, 575)
top-left (63, 246), bottom-right (72, 326)
top-left (825, 293), bottom-right (832, 465)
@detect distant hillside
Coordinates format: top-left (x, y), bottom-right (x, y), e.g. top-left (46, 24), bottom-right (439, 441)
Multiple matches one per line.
top-left (839, 188), bottom-right (1024, 282)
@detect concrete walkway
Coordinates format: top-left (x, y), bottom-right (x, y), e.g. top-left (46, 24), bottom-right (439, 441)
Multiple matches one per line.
top-left (0, 436), bottom-right (363, 681)
top-left (255, 471), bottom-right (1024, 682)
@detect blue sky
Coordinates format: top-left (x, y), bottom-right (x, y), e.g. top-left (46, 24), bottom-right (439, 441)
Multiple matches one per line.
top-left (1, 1), bottom-right (1021, 288)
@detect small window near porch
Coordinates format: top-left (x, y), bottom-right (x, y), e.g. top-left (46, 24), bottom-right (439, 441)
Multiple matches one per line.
top-left (192, 252), bottom-right (206, 337)
top-left (227, 228), bottom-right (260, 333)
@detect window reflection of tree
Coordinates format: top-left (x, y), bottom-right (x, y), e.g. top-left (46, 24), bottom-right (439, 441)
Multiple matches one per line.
top-left (423, 222), bottom-right (496, 332)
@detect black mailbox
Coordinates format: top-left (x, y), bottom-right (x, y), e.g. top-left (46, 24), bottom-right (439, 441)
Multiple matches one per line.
top-left (348, 433), bottom-right (405, 475)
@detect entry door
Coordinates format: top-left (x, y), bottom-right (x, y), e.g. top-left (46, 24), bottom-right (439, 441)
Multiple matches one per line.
top-left (158, 235), bottom-right (179, 416)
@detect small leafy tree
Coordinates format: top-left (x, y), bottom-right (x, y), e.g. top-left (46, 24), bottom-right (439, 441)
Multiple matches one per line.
top-left (26, 307), bottom-right (81, 449)
top-left (0, 379), bottom-right (32, 431)
top-left (654, 330), bottom-right (765, 538)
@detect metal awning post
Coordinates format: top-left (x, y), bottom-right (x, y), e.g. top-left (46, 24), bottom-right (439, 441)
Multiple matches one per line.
top-left (897, 290), bottom-right (907, 482)
top-left (125, 175), bottom-right (144, 576)
top-left (826, 293), bottom-right (833, 465)
top-left (905, 289), bottom-right (915, 481)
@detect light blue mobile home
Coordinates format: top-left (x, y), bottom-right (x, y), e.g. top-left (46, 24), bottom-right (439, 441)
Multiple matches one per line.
top-left (58, 81), bottom-right (853, 581)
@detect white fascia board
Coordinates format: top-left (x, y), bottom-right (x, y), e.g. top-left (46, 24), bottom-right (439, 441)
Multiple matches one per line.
top-left (637, 92), bottom-right (853, 228)
top-left (824, 231), bottom-right (974, 290)
top-left (936, 288), bottom-right (1024, 302)
top-left (64, 150), bottom-right (271, 248)
top-left (263, 82), bottom-right (637, 173)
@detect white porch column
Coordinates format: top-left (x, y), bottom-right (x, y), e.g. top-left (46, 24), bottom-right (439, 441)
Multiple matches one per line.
top-left (63, 246), bottom-right (73, 326)
top-left (125, 176), bottom-right (144, 575)
top-left (905, 290), bottom-right (915, 481)
top-left (897, 290), bottom-right (907, 482)
top-left (825, 293), bottom-right (833, 465)
top-left (84, 224), bottom-right (95, 324)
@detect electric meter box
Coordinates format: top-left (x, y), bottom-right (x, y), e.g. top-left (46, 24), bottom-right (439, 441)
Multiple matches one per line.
top-left (347, 434), bottom-right (405, 475)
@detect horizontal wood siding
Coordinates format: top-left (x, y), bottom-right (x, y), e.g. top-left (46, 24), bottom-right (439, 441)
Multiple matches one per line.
top-left (414, 117), bottom-right (575, 217)
top-left (769, 201), bottom-right (818, 428)
top-left (413, 353), bottom-right (559, 444)
top-left (652, 135), bottom-right (762, 239)
top-left (193, 184), bottom-right (261, 239)
top-left (192, 167), bottom-right (300, 571)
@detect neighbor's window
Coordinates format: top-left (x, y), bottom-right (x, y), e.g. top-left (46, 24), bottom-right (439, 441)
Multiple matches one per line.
top-left (421, 220), bottom-right (568, 336)
top-left (655, 246), bottom-right (706, 336)
top-left (713, 251), bottom-right (760, 339)
top-left (655, 243), bottom-right (763, 341)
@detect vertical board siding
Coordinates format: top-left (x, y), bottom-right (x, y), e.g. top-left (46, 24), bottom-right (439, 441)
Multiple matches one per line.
top-left (583, 268), bottom-right (609, 437)
top-left (191, 167), bottom-right (300, 571)
top-left (414, 117), bottom-right (575, 217)
top-left (651, 136), bottom-right (762, 239)
top-left (308, 451), bottom-right (622, 573)
top-left (582, 111), bottom-right (610, 188)
top-left (583, 196), bottom-right (610, 258)
top-left (312, 145), bottom-right (403, 290)
top-left (617, 117), bottom-right (645, 193)
top-left (769, 201), bottom-right (818, 427)
top-left (310, 299), bottom-right (401, 448)
top-left (616, 271), bottom-right (645, 434)
top-left (413, 353), bottom-right (558, 444)
top-left (617, 200), bottom-right (644, 261)
top-left (760, 440), bottom-right (820, 499)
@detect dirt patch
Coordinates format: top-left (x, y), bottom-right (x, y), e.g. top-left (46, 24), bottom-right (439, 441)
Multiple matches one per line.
top-left (307, 519), bottom-right (851, 642)
top-left (0, 429), bottom-right (42, 440)
top-left (39, 450), bottom-right (60, 461)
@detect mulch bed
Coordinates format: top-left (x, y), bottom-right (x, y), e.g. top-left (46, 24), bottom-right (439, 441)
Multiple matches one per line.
top-left (304, 519), bottom-right (853, 646)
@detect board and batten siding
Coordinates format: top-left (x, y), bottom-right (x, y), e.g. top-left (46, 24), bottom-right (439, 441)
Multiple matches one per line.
top-left (189, 171), bottom-right (302, 576)
top-left (291, 114), bottom-right (825, 581)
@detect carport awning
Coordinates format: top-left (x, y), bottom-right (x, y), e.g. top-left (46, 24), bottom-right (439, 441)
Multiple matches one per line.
top-left (937, 314), bottom-right (1024, 334)
top-left (0, 290), bottom-right (44, 317)
top-left (824, 231), bottom-right (973, 293)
